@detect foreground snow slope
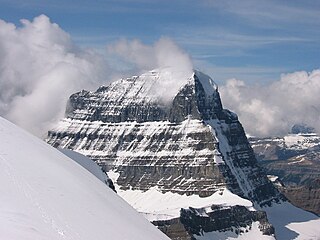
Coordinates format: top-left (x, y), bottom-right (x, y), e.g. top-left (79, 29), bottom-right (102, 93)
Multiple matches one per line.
top-left (58, 148), bottom-right (115, 191)
top-left (0, 117), bottom-right (169, 240)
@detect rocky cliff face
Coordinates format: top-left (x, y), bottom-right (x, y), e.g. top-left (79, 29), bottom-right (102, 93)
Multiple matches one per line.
top-left (47, 70), bottom-right (280, 204)
top-left (46, 69), bottom-right (320, 239)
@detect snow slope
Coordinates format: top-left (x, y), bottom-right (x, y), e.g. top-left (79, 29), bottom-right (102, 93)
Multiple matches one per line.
top-left (197, 222), bottom-right (275, 240)
top-left (263, 202), bottom-right (320, 240)
top-left (58, 148), bottom-right (114, 189)
top-left (114, 186), bottom-right (253, 221)
top-left (0, 117), bottom-right (169, 240)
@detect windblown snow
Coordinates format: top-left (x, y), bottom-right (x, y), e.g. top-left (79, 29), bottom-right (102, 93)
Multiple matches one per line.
top-left (0, 117), bottom-right (169, 240)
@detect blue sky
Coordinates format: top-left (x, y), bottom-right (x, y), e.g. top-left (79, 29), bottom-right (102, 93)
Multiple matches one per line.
top-left (0, 0), bottom-right (319, 84)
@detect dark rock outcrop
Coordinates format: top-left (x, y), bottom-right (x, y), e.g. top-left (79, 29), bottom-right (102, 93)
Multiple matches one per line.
top-left (153, 218), bottom-right (193, 240)
top-left (180, 205), bottom-right (274, 236)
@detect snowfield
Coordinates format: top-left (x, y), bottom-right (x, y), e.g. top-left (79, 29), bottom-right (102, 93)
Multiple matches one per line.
top-left (0, 117), bottom-right (169, 240)
top-left (263, 202), bottom-right (320, 240)
top-left (108, 170), bottom-right (253, 221)
top-left (109, 169), bottom-right (320, 239)
top-left (58, 148), bottom-right (114, 189)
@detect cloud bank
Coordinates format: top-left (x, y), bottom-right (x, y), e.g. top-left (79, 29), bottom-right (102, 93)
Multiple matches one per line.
top-left (0, 15), bottom-right (193, 137)
top-left (220, 69), bottom-right (320, 136)
top-left (1, 15), bottom-right (319, 138)
top-left (0, 15), bottom-right (113, 137)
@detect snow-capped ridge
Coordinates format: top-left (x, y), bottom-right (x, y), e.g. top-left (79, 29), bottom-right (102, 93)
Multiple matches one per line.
top-left (58, 148), bottom-right (116, 191)
top-left (73, 68), bottom-right (217, 108)
top-left (194, 69), bottom-right (218, 96)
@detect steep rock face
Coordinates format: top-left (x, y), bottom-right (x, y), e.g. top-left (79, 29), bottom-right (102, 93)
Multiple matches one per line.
top-left (65, 72), bottom-right (167, 123)
top-left (153, 218), bottom-right (193, 240)
top-left (46, 69), bottom-right (291, 239)
top-left (47, 70), bottom-right (279, 205)
top-left (49, 118), bottom-right (226, 196)
top-left (250, 132), bottom-right (320, 215)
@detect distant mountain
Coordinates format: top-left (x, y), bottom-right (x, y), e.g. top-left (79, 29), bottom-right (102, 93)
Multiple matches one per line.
top-left (47, 69), bottom-right (320, 239)
top-left (291, 124), bottom-right (315, 134)
top-left (0, 117), bottom-right (169, 240)
top-left (250, 129), bottom-right (320, 215)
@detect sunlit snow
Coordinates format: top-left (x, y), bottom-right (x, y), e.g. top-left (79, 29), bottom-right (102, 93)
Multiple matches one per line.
top-left (0, 117), bottom-right (169, 240)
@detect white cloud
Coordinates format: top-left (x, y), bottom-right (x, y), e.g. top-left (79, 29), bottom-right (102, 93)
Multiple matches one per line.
top-left (0, 15), bottom-right (193, 136)
top-left (220, 70), bottom-right (320, 136)
top-left (2, 15), bottom-right (319, 139)
top-left (107, 37), bottom-right (193, 73)
top-left (108, 37), bottom-right (320, 137)
top-left (107, 37), bottom-right (193, 104)
top-left (0, 15), bottom-right (111, 137)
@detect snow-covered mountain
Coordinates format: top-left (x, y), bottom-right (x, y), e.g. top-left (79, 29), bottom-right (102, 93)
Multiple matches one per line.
top-left (46, 69), bottom-right (320, 239)
top-left (0, 117), bottom-right (169, 240)
top-left (250, 129), bottom-right (320, 215)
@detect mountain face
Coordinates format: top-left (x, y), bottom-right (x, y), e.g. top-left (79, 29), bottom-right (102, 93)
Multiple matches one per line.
top-left (46, 69), bottom-right (320, 239)
top-left (0, 117), bottom-right (169, 240)
top-left (250, 130), bottom-right (320, 215)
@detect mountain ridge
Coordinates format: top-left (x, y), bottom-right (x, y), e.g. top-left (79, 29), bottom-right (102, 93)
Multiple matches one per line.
top-left (250, 131), bottom-right (320, 215)
top-left (46, 69), bottom-right (320, 239)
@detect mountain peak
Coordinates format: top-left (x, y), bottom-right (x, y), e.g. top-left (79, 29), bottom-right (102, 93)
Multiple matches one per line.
top-left (194, 69), bottom-right (218, 95)
top-left (48, 69), bottom-right (279, 204)
top-left (64, 69), bottom-right (222, 123)
top-left (46, 69), bottom-right (320, 239)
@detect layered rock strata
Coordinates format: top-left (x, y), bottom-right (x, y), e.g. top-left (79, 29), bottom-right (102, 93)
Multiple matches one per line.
top-left (47, 70), bottom-right (280, 205)
top-left (47, 69), bottom-right (289, 239)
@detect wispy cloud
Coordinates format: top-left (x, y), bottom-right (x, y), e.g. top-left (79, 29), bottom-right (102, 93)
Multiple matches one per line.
top-left (203, 0), bottom-right (320, 28)
top-left (0, 0), bottom-right (183, 14)
top-left (177, 30), bottom-right (312, 49)
top-left (106, 37), bottom-right (193, 104)
top-left (0, 15), bottom-right (194, 136)
top-left (194, 59), bottom-right (287, 84)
